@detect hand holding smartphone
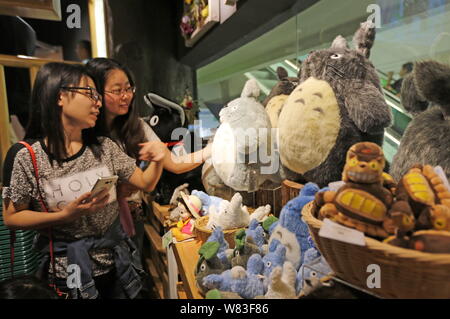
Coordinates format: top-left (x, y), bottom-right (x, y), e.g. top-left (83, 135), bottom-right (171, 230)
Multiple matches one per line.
top-left (83, 175), bottom-right (118, 203)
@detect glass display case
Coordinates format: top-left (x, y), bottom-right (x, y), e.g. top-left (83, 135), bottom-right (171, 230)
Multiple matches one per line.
top-left (197, 0), bottom-right (450, 163)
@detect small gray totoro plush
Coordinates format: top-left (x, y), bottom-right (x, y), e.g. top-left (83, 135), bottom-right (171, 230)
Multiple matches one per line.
top-left (278, 21), bottom-right (392, 187)
top-left (212, 79), bottom-right (276, 191)
top-left (195, 241), bottom-right (228, 295)
top-left (390, 60), bottom-right (450, 183)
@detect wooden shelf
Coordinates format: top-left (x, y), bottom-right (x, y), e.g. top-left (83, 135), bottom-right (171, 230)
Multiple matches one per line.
top-left (151, 201), bottom-right (171, 225)
top-left (145, 257), bottom-right (164, 299)
top-left (144, 223), bottom-right (166, 255)
top-left (173, 239), bottom-right (204, 299)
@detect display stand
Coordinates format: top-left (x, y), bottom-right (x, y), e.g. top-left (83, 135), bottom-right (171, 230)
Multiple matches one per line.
top-left (281, 180), bottom-right (303, 207)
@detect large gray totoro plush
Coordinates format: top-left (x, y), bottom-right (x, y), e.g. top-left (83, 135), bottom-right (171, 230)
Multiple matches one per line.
top-left (391, 60), bottom-right (450, 183)
top-left (277, 22), bottom-right (392, 187)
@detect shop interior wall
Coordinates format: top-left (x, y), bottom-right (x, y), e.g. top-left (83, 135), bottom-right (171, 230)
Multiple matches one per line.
top-left (24, 0), bottom-right (91, 61)
top-left (106, 0), bottom-right (195, 117)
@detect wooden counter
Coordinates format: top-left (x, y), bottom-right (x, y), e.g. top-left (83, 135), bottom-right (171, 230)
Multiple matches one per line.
top-left (147, 202), bottom-right (257, 299)
top-left (172, 239), bottom-right (204, 299)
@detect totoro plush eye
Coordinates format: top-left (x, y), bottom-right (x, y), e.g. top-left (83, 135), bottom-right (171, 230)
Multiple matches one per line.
top-left (149, 115), bottom-right (159, 126)
top-left (310, 271), bottom-right (317, 277)
top-left (235, 250), bottom-right (240, 257)
top-left (200, 263), bottom-right (207, 272)
top-left (266, 261), bottom-right (272, 268)
top-left (330, 53), bottom-right (342, 59)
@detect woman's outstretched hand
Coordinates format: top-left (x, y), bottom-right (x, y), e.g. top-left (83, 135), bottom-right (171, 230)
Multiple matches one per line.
top-left (138, 141), bottom-right (166, 162)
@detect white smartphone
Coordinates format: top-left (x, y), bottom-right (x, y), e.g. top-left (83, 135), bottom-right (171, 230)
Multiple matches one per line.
top-left (84, 175), bottom-right (118, 202)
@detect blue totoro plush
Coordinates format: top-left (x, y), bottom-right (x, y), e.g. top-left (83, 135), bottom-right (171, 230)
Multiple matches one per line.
top-left (246, 219), bottom-right (268, 249)
top-left (206, 226), bottom-right (232, 269)
top-left (191, 189), bottom-right (224, 216)
top-left (230, 254), bottom-right (267, 299)
top-left (262, 244), bottom-right (286, 282)
top-left (296, 248), bottom-right (332, 295)
top-left (203, 253), bottom-right (266, 299)
top-left (267, 182), bottom-right (320, 269)
top-left (202, 269), bottom-right (233, 293)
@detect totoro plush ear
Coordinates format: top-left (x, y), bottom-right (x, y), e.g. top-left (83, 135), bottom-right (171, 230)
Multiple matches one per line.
top-left (400, 73), bottom-right (429, 116)
top-left (352, 21), bottom-right (376, 58)
top-left (413, 60), bottom-right (450, 109)
top-left (241, 79), bottom-right (261, 99)
top-left (331, 35), bottom-right (349, 50)
top-left (276, 67), bottom-right (288, 80)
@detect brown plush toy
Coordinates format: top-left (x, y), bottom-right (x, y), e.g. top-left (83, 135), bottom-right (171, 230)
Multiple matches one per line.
top-left (385, 230), bottom-right (450, 254)
top-left (394, 164), bottom-right (450, 231)
top-left (316, 142), bottom-right (413, 238)
top-left (263, 66), bottom-right (299, 128)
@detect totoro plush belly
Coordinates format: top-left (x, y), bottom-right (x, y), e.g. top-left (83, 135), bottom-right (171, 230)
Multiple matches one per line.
top-left (279, 77), bottom-right (341, 174)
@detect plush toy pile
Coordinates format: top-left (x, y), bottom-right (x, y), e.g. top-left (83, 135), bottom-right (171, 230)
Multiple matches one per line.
top-left (194, 183), bottom-right (333, 299)
top-left (313, 141), bottom-right (450, 254)
top-left (167, 185), bottom-right (273, 241)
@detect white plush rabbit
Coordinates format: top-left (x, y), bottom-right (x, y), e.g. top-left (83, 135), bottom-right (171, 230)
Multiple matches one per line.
top-left (206, 193), bottom-right (250, 230)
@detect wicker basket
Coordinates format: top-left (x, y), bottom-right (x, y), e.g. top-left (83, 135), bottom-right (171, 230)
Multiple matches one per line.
top-left (194, 216), bottom-right (245, 249)
top-left (302, 201), bottom-right (450, 299)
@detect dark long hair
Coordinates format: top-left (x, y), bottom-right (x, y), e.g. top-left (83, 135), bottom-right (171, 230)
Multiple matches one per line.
top-left (25, 62), bottom-right (100, 164)
top-left (86, 58), bottom-right (145, 160)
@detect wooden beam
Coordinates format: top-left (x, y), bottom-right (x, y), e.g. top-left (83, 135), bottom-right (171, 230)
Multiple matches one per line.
top-left (0, 0), bottom-right (62, 21)
top-left (0, 65), bottom-right (11, 165)
top-left (88, 0), bottom-right (98, 58)
top-left (29, 66), bottom-right (39, 88)
top-left (0, 54), bottom-right (79, 69)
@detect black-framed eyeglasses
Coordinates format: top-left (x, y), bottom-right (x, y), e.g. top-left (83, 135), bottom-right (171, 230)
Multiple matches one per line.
top-left (104, 86), bottom-right (136, 97)
top-left (60, 86), bottom-right (103, 104)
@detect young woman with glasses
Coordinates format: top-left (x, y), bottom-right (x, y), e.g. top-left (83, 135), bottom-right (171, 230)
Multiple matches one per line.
top-left (2, 62), bottom-right (167, 298)
top-left (86, 58), bottom-right (211, 256)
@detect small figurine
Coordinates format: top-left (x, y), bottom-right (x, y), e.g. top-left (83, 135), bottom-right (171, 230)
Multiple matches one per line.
top-left (176, 209), bottom-right (195, 235)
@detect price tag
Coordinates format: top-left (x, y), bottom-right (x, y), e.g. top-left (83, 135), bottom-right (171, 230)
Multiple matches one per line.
top-left (162, 230), bottom-right (173, 249)
top-left (319, 218), bottom-right (366, 246)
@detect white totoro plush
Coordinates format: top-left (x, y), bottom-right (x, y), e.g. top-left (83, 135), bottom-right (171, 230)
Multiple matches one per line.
top-left (212, 79), bottom-right (275, 191)
top-left (207, 193), bottom-right (251, 230)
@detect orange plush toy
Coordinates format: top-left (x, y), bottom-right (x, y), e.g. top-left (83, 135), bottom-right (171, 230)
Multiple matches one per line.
top-left (316, 142), bottom-right (414, 238)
